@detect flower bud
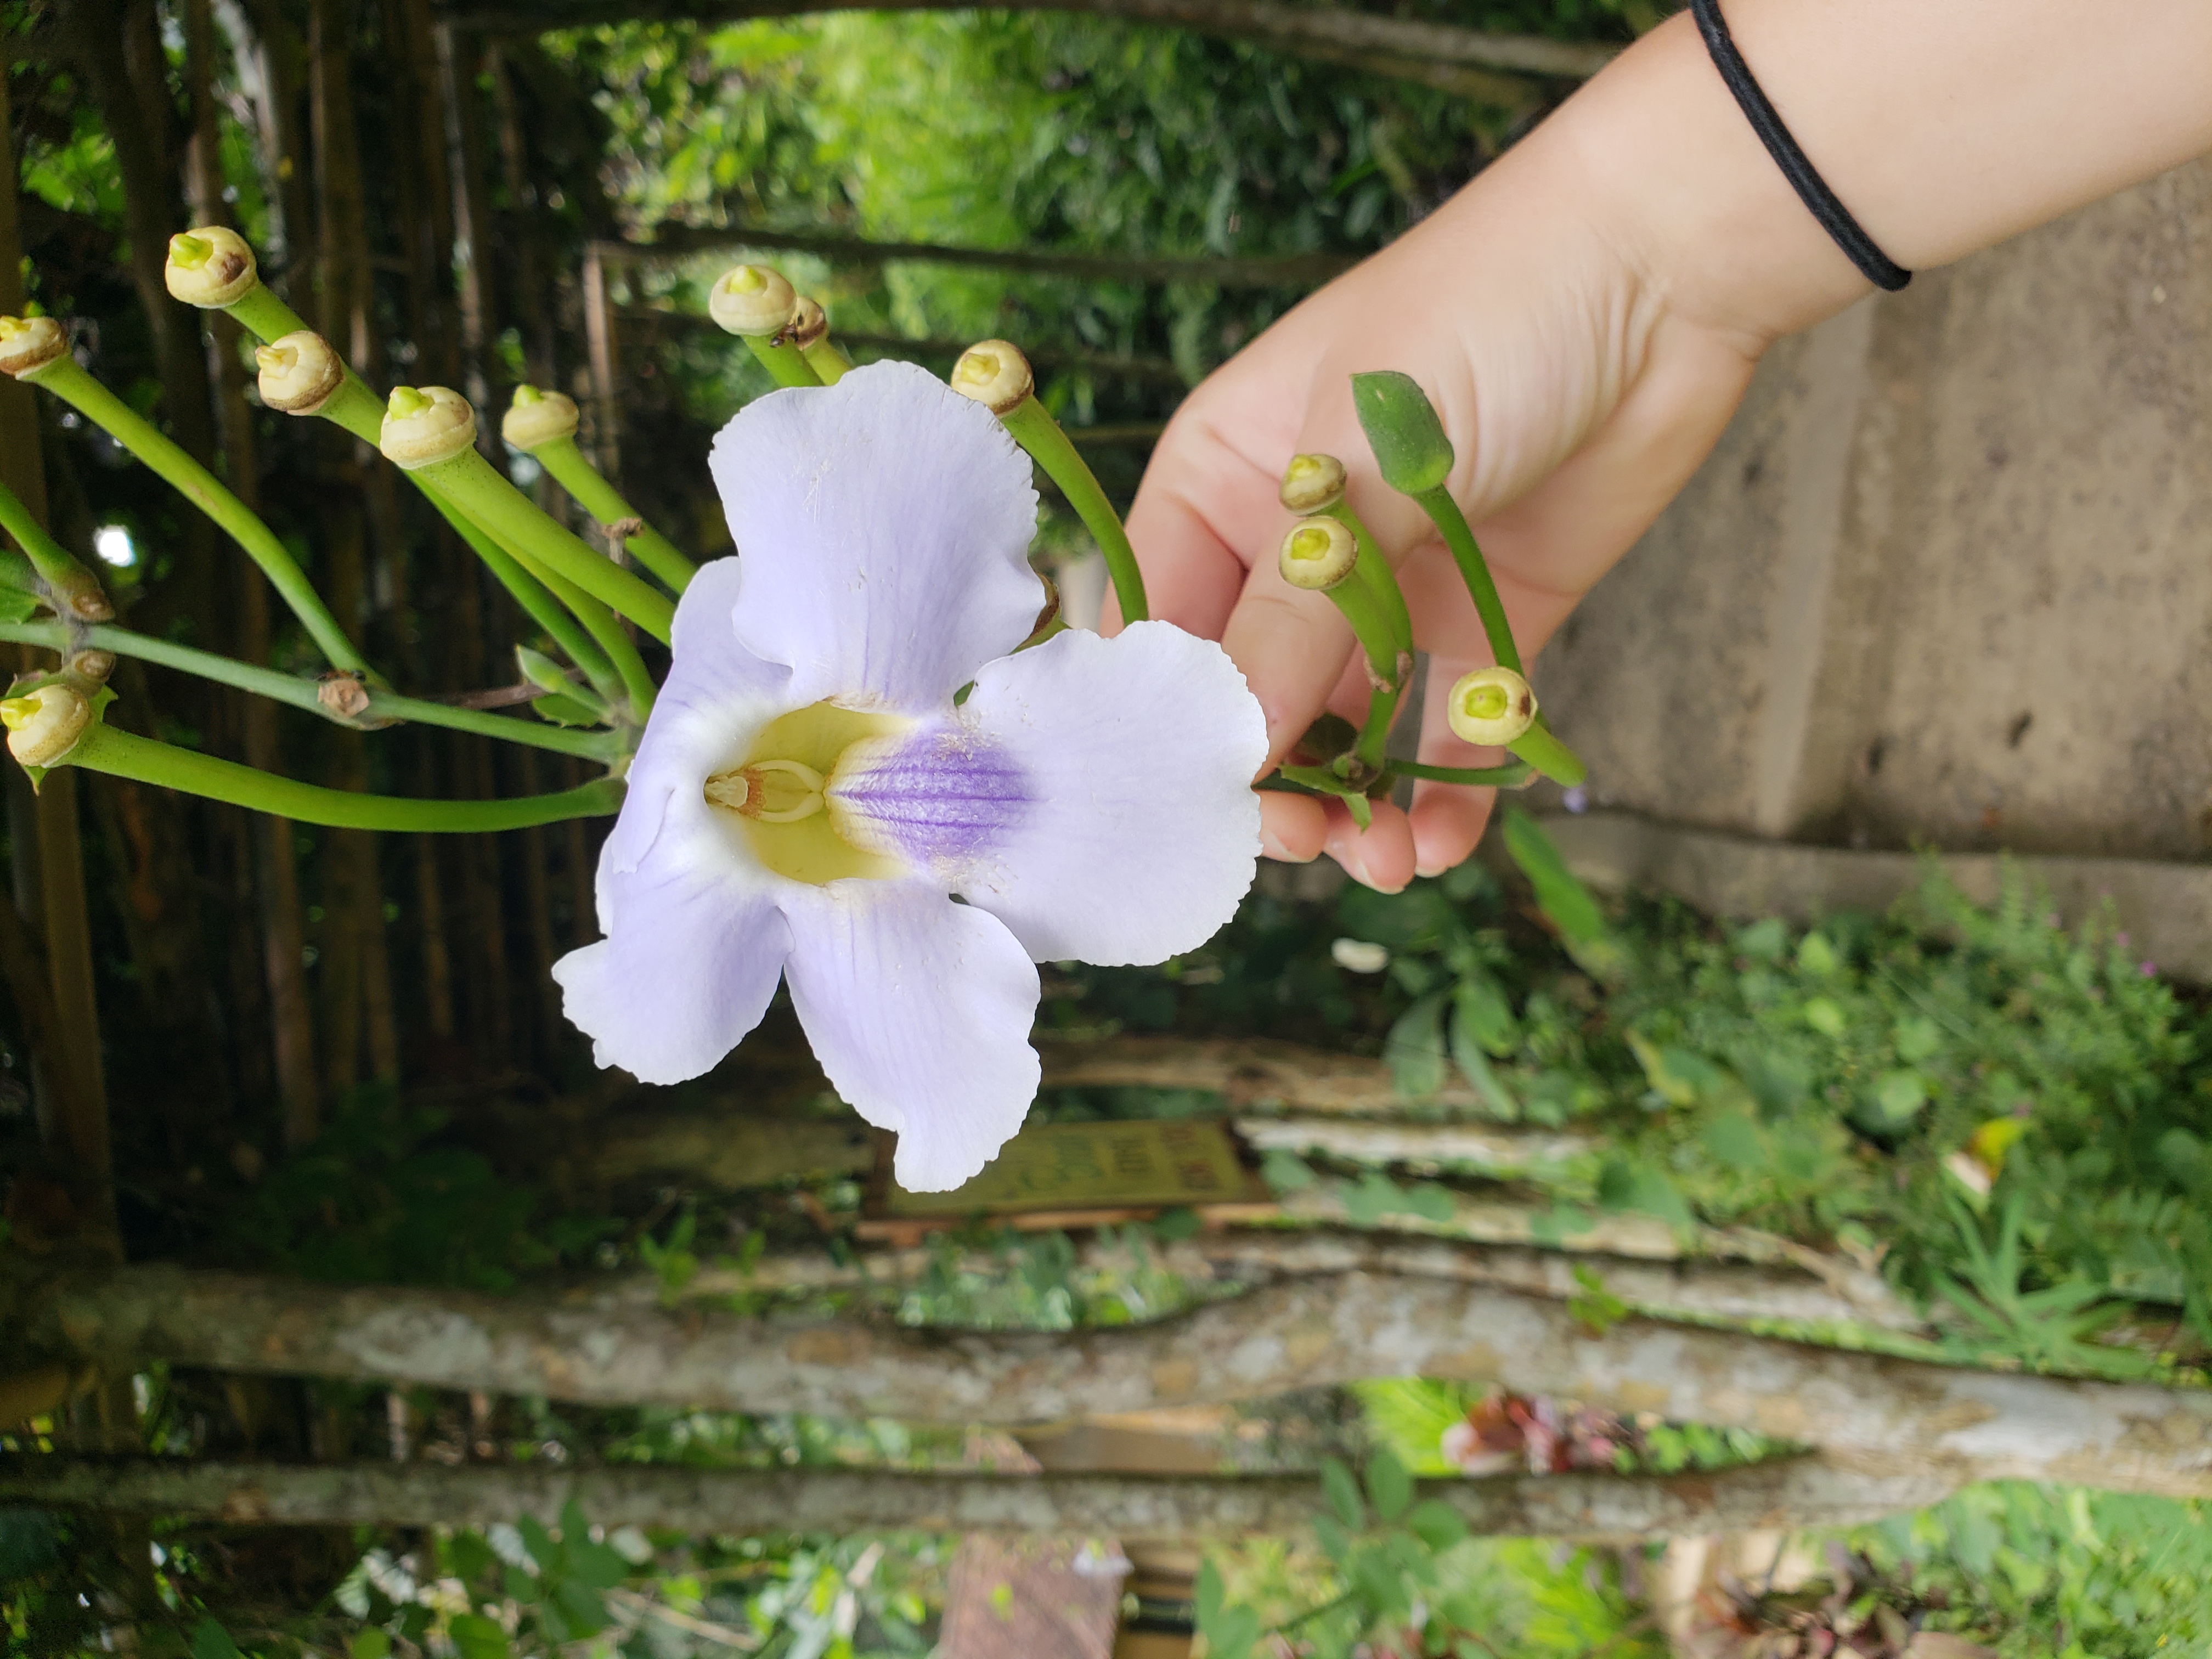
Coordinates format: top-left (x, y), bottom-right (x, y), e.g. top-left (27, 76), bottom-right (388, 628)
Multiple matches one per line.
top-left (379, 385), bottom-right (477, 469)
top-left (0, 315), bottom-right (66, 379)
top-left (1351, 370), bottom-right (1455, 495)
top-left (709, 264), bottom-right (798, 337)
top-left (1277, 515), bottom-right (1358, 591)
top-left (164, 227), bottom-right (259, 308)
top-left (66, 649), bottom-right (117, 686)
top-left (781, 295), bottom-right (829, 351)
top-left (2, 682), bottom-right (92, 768)
top-left (1444, 665), bottom-right (1537, 747)
top-left (254, 331), bottom-right (345, 415)
top-left (515, 644), bottom-right (573, 696)
top-left (949, 340), bottom-right (1034, 417)
top-left (1279, 453), bottom-right (1347, 515)
top-left (501, 383), bottom-right (580, 452)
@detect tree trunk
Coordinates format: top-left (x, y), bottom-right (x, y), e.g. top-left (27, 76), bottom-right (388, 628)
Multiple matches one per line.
top-left (14, 1261), bottom-right (2209, 1497)
top-left (0, 1452), bottom-right (1953, 1544)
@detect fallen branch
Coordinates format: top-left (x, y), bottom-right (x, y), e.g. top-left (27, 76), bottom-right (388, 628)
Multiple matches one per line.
top-left (0, 1453), bottom-right (1954, 1543)
top-left (16, 1263), bottom-right (2206, 1495)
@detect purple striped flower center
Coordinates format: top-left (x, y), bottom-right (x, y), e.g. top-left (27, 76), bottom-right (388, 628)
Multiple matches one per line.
top-left (826, 724), bottom-right (1031, 868)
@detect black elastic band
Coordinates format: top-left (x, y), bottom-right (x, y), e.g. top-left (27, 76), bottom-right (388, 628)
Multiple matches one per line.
top-left (1689, 0), bottom-right (1911, 292)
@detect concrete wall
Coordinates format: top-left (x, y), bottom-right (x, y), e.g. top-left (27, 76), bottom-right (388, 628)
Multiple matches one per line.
top-left (1538, 157), bottom-right (2212, 861)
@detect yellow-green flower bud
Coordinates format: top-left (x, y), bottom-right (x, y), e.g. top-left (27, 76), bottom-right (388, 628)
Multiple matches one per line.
top-left (2, 682), bottom-right (91, 769)
top-left (708, 264), bottom-right (797, 337)
top-left (1279, 452), bottom-right (1348, 515)
top-left (1277, 514), bottom-right (1358, 591)
top-left (1352, 370), bottom-right (1455, 495)
top-left (163, 226), bottom-right (258, 308)
top-left (1445, 665), bottom-right (1537, 747)
top-left (515, 644), bottom-right (573, 696)
top-left (253, 331), bottom-right (345, 415)
top-left (949, 340), bottom-right (1034, 417)
top-left (0, 315), bottom-right (66, 379)
top-left (781, 296), bottom-right (829, 351)
top-left (501, 383), bottom-right (580, 452)
top-left (66, 649), bottom-right (117, 686)
top-left (379, 385), bottom-right (477, 469)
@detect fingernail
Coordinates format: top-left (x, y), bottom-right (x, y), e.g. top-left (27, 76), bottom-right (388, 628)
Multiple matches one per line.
top-left (1260, 827), bottom-right (1312, 865)
top-left (1415, 862), bottom-right (1445, 880)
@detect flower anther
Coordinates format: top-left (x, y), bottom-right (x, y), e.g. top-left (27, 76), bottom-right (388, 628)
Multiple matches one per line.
top-left (709, 264), bottom-right (798, 337)
top-left (0, 315), bottom-right (66, 379)
top-left (255, 331), bottom-right (345, 415)
top-left (1446, 665), bottom-right (1537, 746)
top-left (1277, 515), bottom-right (1357, 591)
top-left (553, 362), bottom-right (1267, 1191)
top-left (3, 682), bottom-right (92, 769)
top-left (164, 227), bottom-right (258, 308)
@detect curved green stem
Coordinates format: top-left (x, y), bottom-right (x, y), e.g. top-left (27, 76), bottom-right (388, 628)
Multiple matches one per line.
top-left (304, 379), bottom-right (625, 704)
top-left (0, 478), bottom-right (109, 619)
top-left (1350, 682), bottom-right (1402, 776)
top-left (0, 619), bottom-right (623, 761)
top-left (1324, 499), bottom-right (1413, 659)
top-left (999, 395), bottom-right (1147, 625)
top-left (533, 435), bottom-right (697, 594)
top-left (225, 284), bottom-right (315, 348)
top-left (416, 448), bottom-right (676, 645)
top-left (744, 335), bottom-right (822, 390)
top-left (1505, 721), bottom-right (1587, 787)
top-left (1387, 758), bottom-right (1534, 787)
top-left (61, 723), bottom-right (623, 831)
top-left (801, 337), bottom-right (853, 385)
top-left (495, 539), bottom-right (658, 721)
top-left (21, 357), bottom-right (369, 676)
top-left (1413, 484), bottom-right (1520, 677)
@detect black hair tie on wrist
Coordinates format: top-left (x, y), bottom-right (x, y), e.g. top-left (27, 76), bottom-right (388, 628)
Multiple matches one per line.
top-left (1689, 0), bottom-right (1911, 292)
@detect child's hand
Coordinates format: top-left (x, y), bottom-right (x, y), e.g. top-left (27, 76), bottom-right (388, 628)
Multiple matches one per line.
top-left (1125, 3), bottom-right (2212, 889)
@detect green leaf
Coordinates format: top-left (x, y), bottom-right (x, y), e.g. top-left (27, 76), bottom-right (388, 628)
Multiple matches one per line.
top-left (1341, 1170), bottom-right (1406, 1227)
top-left (1500, 809), bottom-right (1607, 946)
top-left (1406, 1499), bottom-right (1468, 1553)
top-left (1364, 1447), bottom-right (1413, 1521)
top-left (1259, 1148), bottom-right (1316, 1193)
top-left (1321, 1455), bottom-right (1365, 1530)
top-left (1802, 996), bottom-right (1848, 1038)
top-left (445, 1529), bottom-right (496, 1583)
top-left (1313, 1514), bottom-right (1353, 1562)
top-left (504, 1565), bottom-right (540, 1604)
top-left (1871, 1069), bottom-right (1931, 1125)
top-left (447, 1615), bottom-right (512, 1659)
top-left (191, 1622), bottom-right (245, 1659)
top-left (516, 1513), bottom-right (556, 1571)
top-left (1700, 1111), bottom-right (1764, 1171)
top-left (1796, 930), bottom-right (1839, 976)
top-left (1351, 370), bottom-right (1455, 494)
top-left (1194, 1559), bottom-right (1227, 1627)
top-left (1596, 1158), bottom-right (1692, 1227)
top-left (1384, 990), bottom-right (1450, 1098)
top-left (1403, 1182), bottom-right (1457, 1224)
top-left (1452, 970), bottom-right (1519, 1057)
top-left (0, 588), bottom-right (37, 625)
top-left (552, 1579), bottom-right (612, 1637)
top-left (349, 1633), bottom-right (392, 1659)
top-left (1152, 1205), bottom-right (1201, 1242)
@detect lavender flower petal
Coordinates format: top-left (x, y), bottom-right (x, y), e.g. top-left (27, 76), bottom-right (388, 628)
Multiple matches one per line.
top-left (781, 881), bottom-right (1041, 1192)
top-left (712, 361), bottom-right (1043, 712)
top-left (954, 622), bottom-right (1266, 965)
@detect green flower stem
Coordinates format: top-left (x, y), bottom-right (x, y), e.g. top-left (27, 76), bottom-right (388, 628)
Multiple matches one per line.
top-left (1350, 681), bottom-right (1402, 776)
top-left (0, 478), bottom-right (108, 619)
top-left (486, 539), bottom-right (656, 721)
top-left (0, 619), bottom-right (623, 761)
top-left (1412, 484), bottom-right (1520, 677)
top-left (532, 435), bottom-right (697, 594)
top-left (801, 337), bottom-right (853, 385)
top-left (998, 395), bottom-right (1148, 625)
top-left (1387, 758), bottom-right (1534, 787)
top-left (745, 336), bottom-right (823, 390)
top-left (225, 284), bottom-right (314, 347)
top-left (1324, 568), bottom-right (1402, 694)
top-left (61, 723), bottom-right (623, 831)
top-left (414, 447), bottom-right (677, 645)
top-left (302, 379), bottom-right (625, 705)
top-left (1323, 499), bottom-right (1414, 659)
top-left (1505, 720), bottom-right (1587, 787)
top-left (21, 357), bottom-right (368, 674)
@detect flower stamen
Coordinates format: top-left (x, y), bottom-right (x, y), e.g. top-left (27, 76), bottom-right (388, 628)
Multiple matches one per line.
top-left (705, 758), bottom-right (828, 823)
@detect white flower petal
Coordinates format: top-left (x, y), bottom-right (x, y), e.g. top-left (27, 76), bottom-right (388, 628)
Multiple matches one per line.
top-left (602, 554), bottom-right (792, 891)
top-left (953, 622), bottom-right (1266, 964)
top-left (780, 882), bottom-right (1041, 1192)
top-left (711, 360), bottom-right (1043, 712)
top-left (553, 843), bottom-right (792, 1087)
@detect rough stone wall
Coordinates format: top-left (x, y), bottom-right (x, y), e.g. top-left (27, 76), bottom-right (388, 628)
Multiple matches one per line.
top-left (1539, 157), bottom-right (2212, 860)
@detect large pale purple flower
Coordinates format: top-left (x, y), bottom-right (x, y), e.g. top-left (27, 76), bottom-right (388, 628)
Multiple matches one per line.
top-left (554, 362), bottom-right (1267, 1190)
